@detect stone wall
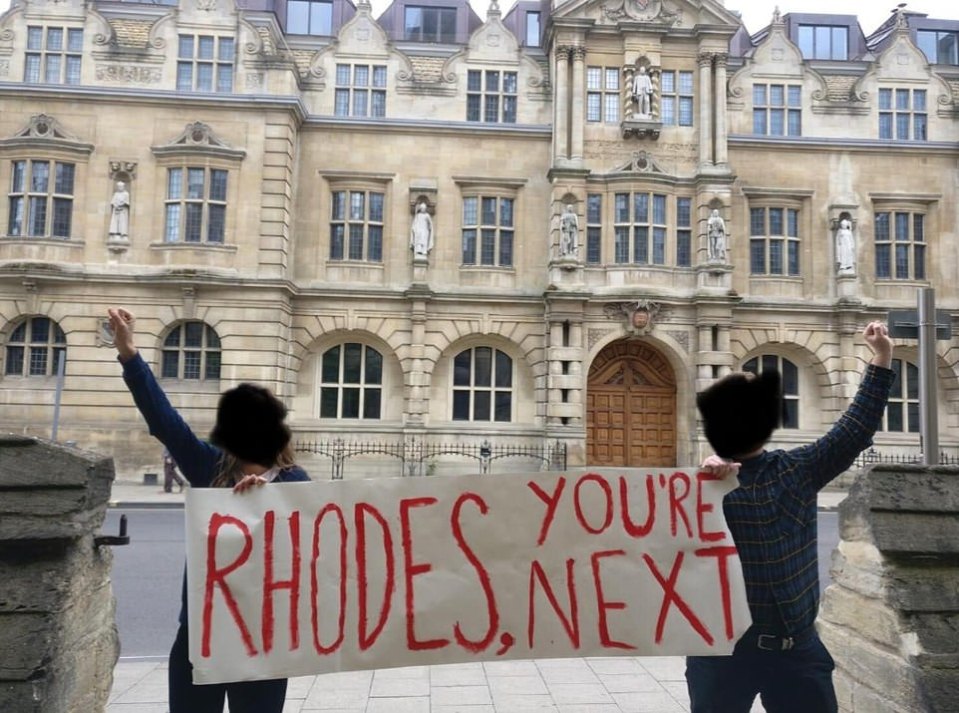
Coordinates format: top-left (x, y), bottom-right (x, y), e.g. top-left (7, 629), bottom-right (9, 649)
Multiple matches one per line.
top-left (0, 434), bottom-right (119, 713)
top-left (818, 464), bottom-right (959, 713)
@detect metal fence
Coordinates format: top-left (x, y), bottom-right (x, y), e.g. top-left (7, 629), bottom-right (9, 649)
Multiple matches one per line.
top-left (294, 437), bottom-right (568, 480)
top-left (853, 447), bottom-right (959, 468)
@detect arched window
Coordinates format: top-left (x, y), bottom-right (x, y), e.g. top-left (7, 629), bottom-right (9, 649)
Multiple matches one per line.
top-left (4, 316), bottom-right (66, 376)
top-left (452, 347), bottom-right (512, 422)
top-left (743, 355), bottom-right (799, 429)
top-left (161, 322), bottom-right (221, 380)
top-left (319, 343), bottom-right (382, 419)
top-left (883, 358), bottom-right (919, 432)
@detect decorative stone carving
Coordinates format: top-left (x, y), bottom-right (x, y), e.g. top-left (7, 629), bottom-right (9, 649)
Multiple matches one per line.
top-left (588, 328), bottom-right (616, 351)
top-left (559, 204), bottom-right (579, 258)
top-left (665, 329), bottom-right (690, 353)
top-left (603, 300), bottom-right (665, 336)
top-left (95, 64), bottom-right (162, 85)
top-left (410, 201), bottom-right (434, 259)
top-left (632, 66), bottom-right (654, 118)
top-left (707, 208), bottom-right (728, 263)
top-left (108, 182), bottom-right (130, 243)
top-left (601, 0), bottom-right (682, 26)
top-left (833, 215), bottom-right (857, 275)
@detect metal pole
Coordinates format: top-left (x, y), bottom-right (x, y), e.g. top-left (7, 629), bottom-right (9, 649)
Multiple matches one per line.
top-left (51, 351), bottom-right (66, 441)
top-left (918, 287), bottom-right (939, 465)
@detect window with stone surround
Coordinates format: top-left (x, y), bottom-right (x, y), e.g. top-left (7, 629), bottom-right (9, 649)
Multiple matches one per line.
top-left (878, 88), bottom-right (927, 141)
top-left (613, 192), bottom-right (667, 265)
top-left (743, 355), bottom-right (799, 428)
top-left (7, 159), bottom-right (75, 239)
top-left (335, 64), bottom-right (387, 118)
top-left (874, 210), bottom-right (925, 280)
top-left (882, 358), bottom-right (919, 432)
top-left (287, 0), bottom-right (333, 35)
top-left (24, 26), bottom-right (83, 84)
top-left (164, 167), bottom-right (228, 244)
top-left (586, 66), bottom-right (620, 124)
top-left (660, 70), bottom-right (693, 126)
top-left (319, 343), bottom-right (383, 419)
top-left (676, 197), bottom-right (692, 267)
top-left (330, 189), bottom-right (384, 262)
top-left (161, 321), bottom-right (221, 381)
top-left (3, 316), bottom-right (66, 378)
top-left (753, 84), bottom-right (801, 136)
top-left (176, 35), bottom-right (234, 93)
top-left (585, 194), bottom-right (602, 264)
top-left (461, 194), bottom-right (514, 267)
top-left (452, 346), bottom-right (512, 422)
top-left (749, 206), bottom-right (800, 276)
top-left (467, 70), bottom-right (517, 123)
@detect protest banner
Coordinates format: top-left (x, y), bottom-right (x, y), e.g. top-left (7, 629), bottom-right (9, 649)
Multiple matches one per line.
top-left (185, 468), bottom-right (751, 684)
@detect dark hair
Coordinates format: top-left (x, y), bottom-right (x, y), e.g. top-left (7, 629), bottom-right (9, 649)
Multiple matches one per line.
top-left (696, 370), bottom-right (782, 459)
top-left (209, 383), bottom-right (291, 468)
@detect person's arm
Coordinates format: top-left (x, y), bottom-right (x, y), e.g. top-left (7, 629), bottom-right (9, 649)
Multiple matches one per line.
top-left (109, 309), bottom-right (219, 485)
top-left (785, 321), bottom-right (895, 492)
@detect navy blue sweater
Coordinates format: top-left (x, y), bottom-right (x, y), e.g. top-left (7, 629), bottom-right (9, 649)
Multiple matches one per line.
top-left (121, 352), bottom-right (310, 626)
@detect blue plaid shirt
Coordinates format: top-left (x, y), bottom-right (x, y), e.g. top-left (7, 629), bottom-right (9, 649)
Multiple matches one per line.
top-left (724, 364), bottom-right (895, 634)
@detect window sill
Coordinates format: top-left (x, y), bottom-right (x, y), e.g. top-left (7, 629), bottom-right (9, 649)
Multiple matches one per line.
top-left (1, 236), bottom-right (81, 246)
top-left (874, 278), bottom-right (930, 286)
top-left (748, 274), bottom-right (802, 281)
top-left (157, 378), bottom-right (222, 394)
top-left (459, 264), bottom-right (516, 272)
top-left (150, 241), bottom-right (237, 253)
top-left (0, 375), bottom-right (60, 386)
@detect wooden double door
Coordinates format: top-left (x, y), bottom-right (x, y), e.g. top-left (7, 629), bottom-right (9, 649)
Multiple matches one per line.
top-left (586, 340), bottom-right (677, 467)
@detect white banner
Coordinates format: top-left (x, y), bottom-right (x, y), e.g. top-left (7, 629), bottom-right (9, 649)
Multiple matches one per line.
top-left (185, 469), bottom-right (751, 684)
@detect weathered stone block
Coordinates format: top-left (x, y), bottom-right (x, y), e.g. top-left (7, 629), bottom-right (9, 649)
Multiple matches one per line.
top-left (820, 465), bottom-right (959, 713)
top-left (0, 435), bottom-right (119, 713)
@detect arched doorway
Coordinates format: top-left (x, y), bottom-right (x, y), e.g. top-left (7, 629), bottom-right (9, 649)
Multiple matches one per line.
top-left (586, 340), bottom-right (677, 467)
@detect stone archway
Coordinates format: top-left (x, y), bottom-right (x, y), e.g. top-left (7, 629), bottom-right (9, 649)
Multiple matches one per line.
top-left (586, 339), bottom-right (677, 467)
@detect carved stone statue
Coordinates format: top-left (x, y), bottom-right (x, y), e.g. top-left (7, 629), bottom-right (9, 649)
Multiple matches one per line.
top-left (109, 181), bottom-right (130, 241)
top-left (836, 218), bottom-right (855, 274)
top-left (559, 204), bottom-right (579, 257)
top-left (410, 201), bottom-right (434, 257)
top-left (632, 66), bottom-right (654, 118)
top-left (707, 209), bottom-right (727, 262)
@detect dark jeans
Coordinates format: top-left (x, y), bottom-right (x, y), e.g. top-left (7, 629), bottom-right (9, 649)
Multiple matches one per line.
top-left (168, 624), bottom-right (288, 713)
top-left (685, 629), bottom-right (838, 713)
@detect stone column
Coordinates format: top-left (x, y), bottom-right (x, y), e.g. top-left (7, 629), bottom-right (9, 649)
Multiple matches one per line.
top-left (547, 320), bottom-right (564, 426)
top-left (698, 52), bottom-right (713, 167)
top-left (569, 46), bottom-right (586, 164)
top-left (553, 46), bottom-right (571, 164)
top-left (713, 53), bottom-right (729, 166)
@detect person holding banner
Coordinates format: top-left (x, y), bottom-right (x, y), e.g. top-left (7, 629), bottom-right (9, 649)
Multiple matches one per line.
top-left (690, 321), bottom-right (894, 713)
top-left (107, 307), bottom-right (310, 713)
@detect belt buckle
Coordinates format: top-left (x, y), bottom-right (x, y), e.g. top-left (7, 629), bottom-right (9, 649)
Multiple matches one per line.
top-left (757, 634), bottom-right (794, 651)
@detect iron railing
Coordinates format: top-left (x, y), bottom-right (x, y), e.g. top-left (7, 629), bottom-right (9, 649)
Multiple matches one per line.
top-left (294, 437), bottom-right (567, 480)
top-left (853, 447), bottom-right (959, 468)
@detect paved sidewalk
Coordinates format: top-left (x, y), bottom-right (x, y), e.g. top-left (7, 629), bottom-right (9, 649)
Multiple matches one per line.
top-left (107, 479), bottom-right (846, 713)
top-left (107, 655), bottom-right (768, 713)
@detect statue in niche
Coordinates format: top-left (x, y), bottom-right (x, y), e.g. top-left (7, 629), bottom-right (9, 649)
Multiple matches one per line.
top-left (632, 66), bottom-right (654, 118)
top-left (410, 201), bottom-right (434, 257)
top-left (836, 218), bottom-right (856, 274)
top-left (559, 204), bottom-right (579, 257)
top-left (707, 208), bottom-right (727, 262)
top-left (109, 181), bottom-right (130, 241)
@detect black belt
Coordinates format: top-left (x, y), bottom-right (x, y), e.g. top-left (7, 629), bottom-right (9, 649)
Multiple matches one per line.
top-left (740, 626), bottom-right (817, 652)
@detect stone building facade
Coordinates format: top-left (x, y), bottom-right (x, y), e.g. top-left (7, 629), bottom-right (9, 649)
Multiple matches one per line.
top-left (0, 0), bottom-right (957, 477)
